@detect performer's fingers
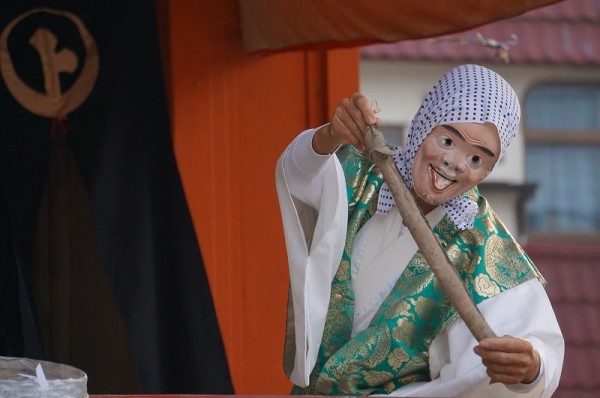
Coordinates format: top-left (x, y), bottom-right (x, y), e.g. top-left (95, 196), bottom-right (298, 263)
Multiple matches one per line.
top-left (486, 368), bottom-right (523, 385)
top-left (486, 360), bottom-right (533, 385)
top-left (476, 339), bottom-right (540, 384)
top-left (478, 336), bottom-right (531, 353)
top-left (331, 110), bottom-right (361, 148)
top-left (482, 358), bottom-right (528, 373)
top-left (341, 96), bottom-right (368, 128)
top-left (479, 350), bottom-right (530, 367)
top-left (333, 98), bottom-right (366, 148)
top-left (350, 93), bottom-right (378, 126)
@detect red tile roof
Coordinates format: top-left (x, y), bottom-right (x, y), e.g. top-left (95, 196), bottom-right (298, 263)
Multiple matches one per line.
top-left (360, 0), bottom-right (600, 65)
top-left (525, 242), bottom-right (600, 397)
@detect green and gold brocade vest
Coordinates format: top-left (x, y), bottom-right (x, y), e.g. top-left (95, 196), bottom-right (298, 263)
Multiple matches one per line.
top-left (293, 146), bottom-right (545, 396)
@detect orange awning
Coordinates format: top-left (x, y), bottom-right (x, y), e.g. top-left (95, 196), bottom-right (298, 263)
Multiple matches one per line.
top-left (239, 0), bottom-right (563, 54)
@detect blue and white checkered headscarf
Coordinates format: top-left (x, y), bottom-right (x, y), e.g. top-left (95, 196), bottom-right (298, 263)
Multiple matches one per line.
top-left (376, 64), bottom-right (521, 230)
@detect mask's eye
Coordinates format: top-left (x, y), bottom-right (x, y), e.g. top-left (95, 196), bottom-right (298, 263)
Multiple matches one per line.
top-left (437, 135), bottom-right (453, 148)
top-left (468, 155), bottom-right (483, 170)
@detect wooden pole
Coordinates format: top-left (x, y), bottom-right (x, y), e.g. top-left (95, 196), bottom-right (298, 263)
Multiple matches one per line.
top-left (363, 126), bottom-right (496, 341)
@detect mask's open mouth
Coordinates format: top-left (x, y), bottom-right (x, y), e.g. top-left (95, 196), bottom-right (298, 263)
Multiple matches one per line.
top-left (430, 166), bottom-right (455, 191)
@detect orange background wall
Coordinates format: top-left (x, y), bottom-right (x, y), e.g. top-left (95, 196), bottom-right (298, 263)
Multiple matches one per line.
top-left (157, 0), bottom-right (358, 393)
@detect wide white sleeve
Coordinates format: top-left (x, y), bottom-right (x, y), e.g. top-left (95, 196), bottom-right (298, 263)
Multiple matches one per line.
top-left (384, 279), bottom-right (564, 397)
top-left (283, 127), bottom-right (332, 209)
top-left (276, 127), bottom-right (348, 387)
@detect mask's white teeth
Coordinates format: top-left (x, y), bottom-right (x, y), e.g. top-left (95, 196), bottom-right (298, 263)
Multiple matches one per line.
top-left (432, 169), bottom-right (453, 190)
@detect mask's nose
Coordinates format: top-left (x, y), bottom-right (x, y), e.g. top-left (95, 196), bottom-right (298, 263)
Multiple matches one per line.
top-left (442, 155), bottom-right (465, 176)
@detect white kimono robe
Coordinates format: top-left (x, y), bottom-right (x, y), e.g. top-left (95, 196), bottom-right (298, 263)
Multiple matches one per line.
top-left (276, 128), bottom-right (564, 397)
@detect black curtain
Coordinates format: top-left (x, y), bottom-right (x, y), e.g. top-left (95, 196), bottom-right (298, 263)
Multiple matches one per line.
top-left (0, 0), bottom-right (233, 394)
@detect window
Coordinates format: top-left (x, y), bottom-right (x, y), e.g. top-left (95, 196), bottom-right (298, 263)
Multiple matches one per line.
top-left (525, 84), bottom-right (600, 239)
top-left (379, 124), bottom-right (405, 148)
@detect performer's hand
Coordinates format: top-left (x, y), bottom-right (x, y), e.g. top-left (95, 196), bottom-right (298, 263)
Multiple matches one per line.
top-left (313, 93), bottom-right (381, 154)
top-left (474, 336), bottom-right (541, 385)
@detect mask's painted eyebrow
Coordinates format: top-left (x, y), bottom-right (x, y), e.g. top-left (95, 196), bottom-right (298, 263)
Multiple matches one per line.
top-left (440, 124), bottom-right (496, 158)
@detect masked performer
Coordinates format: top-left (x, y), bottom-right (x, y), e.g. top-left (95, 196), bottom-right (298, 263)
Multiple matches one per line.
top-left (275, 64), bottom-right (564, 397)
